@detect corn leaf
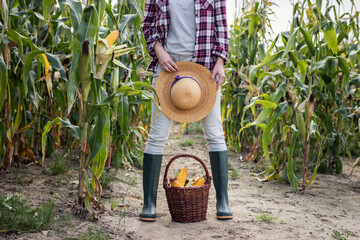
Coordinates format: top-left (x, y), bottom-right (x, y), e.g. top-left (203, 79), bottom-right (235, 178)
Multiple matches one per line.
top-left (58, 0), bottom-right (82, 31)
top-left (300, 27), bottom-right (316, 56)
top-left (118, 95), bottom-right (130, 134)
top-left (248, 14), bottom-right (260, 39)
top-left (23, 50), bottom-right (45, 97)
top-left (282, 28), bottom-right (298, 59)
top-left (324, 22), bottom-right (338, 54)
top-left (0, 57), bottom-right (7, 110)
top-left (91, 109), bottom-right (110, 189)
top-left (41, 117), bottom-right (80, 163)
top-left (6, 29), bottom-right (23, 69)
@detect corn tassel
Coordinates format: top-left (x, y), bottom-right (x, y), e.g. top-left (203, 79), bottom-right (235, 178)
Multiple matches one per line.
top-left (177, 167), bottom-right (188, 187)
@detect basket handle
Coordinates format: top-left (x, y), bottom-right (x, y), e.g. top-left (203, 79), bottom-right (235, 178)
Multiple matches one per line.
top-left (163, 154), bottom-right (211, 188)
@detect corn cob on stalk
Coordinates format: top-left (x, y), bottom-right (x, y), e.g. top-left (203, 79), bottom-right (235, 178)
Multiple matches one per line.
top-left (78, 40), bottom-right (91, 88)
top-left (105, 30), bottom-right (119, 47)
top-left (177, 167), bottom-right (188, 187)
top-left (98, 30), bottom-right (119, 55)
top-left (170, 178), bottom-right (182, 187)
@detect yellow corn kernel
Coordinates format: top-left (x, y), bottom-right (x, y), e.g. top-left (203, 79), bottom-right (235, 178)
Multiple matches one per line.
top-left (105, 30), bottom-right (119, 47)
top-left (177, 167), bottom-right (188, 187)
top-left (170, 178), bottom-right (182, 188)
top-left (191, 176), bottom-right (206, 187)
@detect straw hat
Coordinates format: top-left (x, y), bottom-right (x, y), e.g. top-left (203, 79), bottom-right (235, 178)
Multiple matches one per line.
top-left (155, 61), bottom-right (217, 123)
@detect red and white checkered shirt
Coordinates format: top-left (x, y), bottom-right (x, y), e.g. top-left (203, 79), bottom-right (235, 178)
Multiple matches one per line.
top-left (142, 0), bottom-right (228, 72)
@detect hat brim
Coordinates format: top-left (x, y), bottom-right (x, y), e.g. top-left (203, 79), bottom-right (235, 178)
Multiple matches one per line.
top-left (155, 61), bottom-right (217, 123)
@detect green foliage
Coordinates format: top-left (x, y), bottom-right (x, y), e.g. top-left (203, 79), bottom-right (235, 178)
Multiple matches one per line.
top-left (332, 230), bottom-right (349, 240)
top-left (229, 168), bottom-right (240, 179)
top-left (110, 198), bottom-right (121, 210)
top-left (47, 155), bottom-right (70, 176)
top-left (255, 212), bottom-right (279, 223)
top-left (0, 194), bottom-right (54, 233)
top-left (179, 139), bottom-right (195, 147)
top-left (99, 171), bottom-right (118, 189)
top-left (184, 121), bottom-right (203, 134)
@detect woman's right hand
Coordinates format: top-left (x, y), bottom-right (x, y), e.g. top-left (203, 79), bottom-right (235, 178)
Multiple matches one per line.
top-left (154, 42), bottom-right (179, 72)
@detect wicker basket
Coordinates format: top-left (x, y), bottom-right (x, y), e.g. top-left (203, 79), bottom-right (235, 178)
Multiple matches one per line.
top-left (163, 154), bottom-right (211, 223)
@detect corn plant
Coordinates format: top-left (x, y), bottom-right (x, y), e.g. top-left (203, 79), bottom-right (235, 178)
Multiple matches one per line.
top-left (1, 0), bottom-right (156, 219)
top-left (225, 0), bottom-right (360, 191)
top-left (223, 1), bottom-right (273, 153)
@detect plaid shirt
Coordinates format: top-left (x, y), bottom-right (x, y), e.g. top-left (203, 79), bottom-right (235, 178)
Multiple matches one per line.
top-left (142, 0), bottom-right (228, 72)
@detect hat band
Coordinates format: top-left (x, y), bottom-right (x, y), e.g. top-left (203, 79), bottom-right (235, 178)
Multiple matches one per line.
top-left (170, 75), bottom-right (202, 94)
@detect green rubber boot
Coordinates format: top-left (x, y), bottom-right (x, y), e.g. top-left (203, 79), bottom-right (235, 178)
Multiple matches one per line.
top-left (209, 151), bottom-right (233, 220)
top-left (139, 153), bottom-right (163, 222)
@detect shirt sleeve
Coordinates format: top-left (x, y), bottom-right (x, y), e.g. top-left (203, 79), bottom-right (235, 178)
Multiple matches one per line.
top-left (212, 0), bottom-right (228, 64)
top-left (142, 0), bottom-right (159, 58)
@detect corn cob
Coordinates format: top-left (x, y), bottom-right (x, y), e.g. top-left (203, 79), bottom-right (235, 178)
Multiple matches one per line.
top-left (184, 175), bottom-right (199, 187)
top-left (191, 176), bottom-right (206, 187)
top-left (98, 30), bottom-right (119, 56)
top-left (177, 167), bottom-right (188, 187)
top-left (170, 178), bottom-right (182, 188)
top-left (105, 30), bottom-right (119, 47)
top-left (78, 40), bottom-right (91, 88)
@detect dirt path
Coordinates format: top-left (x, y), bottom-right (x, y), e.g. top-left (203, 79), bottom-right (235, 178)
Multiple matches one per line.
top-left (1, 123), bottom-right (360, 240)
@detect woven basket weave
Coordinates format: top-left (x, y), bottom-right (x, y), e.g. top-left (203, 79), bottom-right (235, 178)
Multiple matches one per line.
top-left (163, 154), bottom-right (211, 223)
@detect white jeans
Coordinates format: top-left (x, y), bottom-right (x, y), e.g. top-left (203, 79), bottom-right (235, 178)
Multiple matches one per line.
top-left (144, 55), bottom-right (227, 154)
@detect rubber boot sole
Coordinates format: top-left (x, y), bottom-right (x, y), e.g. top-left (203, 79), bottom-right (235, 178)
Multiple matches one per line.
top-left (216, 215), bottom-right (233, 220)
top-left (139, 217), bottom-right (157, 222)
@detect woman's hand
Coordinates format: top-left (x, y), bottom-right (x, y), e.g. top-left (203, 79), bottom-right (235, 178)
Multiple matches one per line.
top-left (154, 42), bottom-right (179, 72)
top-left (211, 57), bottom-right (226, 90)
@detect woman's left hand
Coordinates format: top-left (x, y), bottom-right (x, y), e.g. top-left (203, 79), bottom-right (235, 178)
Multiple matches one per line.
top-left (211, 57), bottom-right (226, 90)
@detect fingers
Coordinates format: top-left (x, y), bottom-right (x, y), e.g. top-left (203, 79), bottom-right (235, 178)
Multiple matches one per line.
top-left (211, 72), bottom-right (216, 82)
top-left (212, 70), bottom-right (225, 90)
top-left (161, 60), bottom-right (178, 72)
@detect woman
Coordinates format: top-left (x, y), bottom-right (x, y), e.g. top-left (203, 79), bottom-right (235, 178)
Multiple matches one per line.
top-left (140, 0), bottom-right (233, 221)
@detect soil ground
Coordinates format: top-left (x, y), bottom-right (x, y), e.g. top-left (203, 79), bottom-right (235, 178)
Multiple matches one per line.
top-left (0, 123), bottom-right (359, 240)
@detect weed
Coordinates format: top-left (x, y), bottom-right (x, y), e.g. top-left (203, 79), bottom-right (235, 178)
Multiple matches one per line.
top-left (65, 226), bottom-right (109, 240)
top-left (0, 194), bottom-right (54, 233)
top-left (110, 198), bottom-right (121, 210)
top-left (50, 157), bottom-right (70, 175)
top-left (119, 187), bottom-right (131, 229)
top-left (201, 139), bottom-right (207, 145)
top-left (255, 212), bottom-right (278, 223)
top-left (185, 121), bottom-right (203, 134)
top-left (332, 230), bottom-right (349, 240)
top-left (42, 152), bottom-right (70, 176)
top-left (229, 168), bottom-right (240, 179)
top-left (99, 171), bottom-right (117, 189)
top-left (179, 139), bottom-right (194, 147)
